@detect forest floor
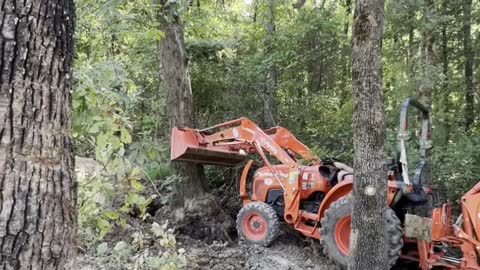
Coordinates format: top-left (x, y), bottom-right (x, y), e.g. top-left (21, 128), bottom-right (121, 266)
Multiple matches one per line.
top-left (77, 205), bottom-right (334, 270)
top-left (75, 157), bottom-right (334, 269)
top-left (78, 231), bottom-right (333, 270)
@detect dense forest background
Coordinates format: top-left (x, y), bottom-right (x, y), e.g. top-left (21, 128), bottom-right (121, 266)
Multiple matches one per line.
top-left (72, 0), bottom-right (480, 267)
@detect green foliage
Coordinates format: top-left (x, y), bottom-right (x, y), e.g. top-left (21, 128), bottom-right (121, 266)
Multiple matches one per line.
top-left (92, 223), bottom-right (187, 269)
top-left (432, 134), bottom-right (480, 204)
top-left (78, 162), bottom-right (153, 241)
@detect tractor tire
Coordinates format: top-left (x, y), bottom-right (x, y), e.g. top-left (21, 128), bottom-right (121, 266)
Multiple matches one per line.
top-left (320, 196), bottom-right (403, 269)
top-left (236, 202), bottom-right (280, 247)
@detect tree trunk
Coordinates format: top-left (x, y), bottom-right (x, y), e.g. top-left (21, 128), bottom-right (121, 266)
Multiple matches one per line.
top-left (416, 0), bottom-right (435, 188)
top-left (339, 0), bottom-right (352, 108)
top-left (0, 0), bottom-right (77, 269)
top-left (349, 0), bottom-right (387, 269)
top-left (344, 0), bottom-right (352, 35)
top-left (419, 0), bottom-right (435, 109)
top-left (157, 1), bottom-right (207, 205)
top-left (407, 15), bottom-right (415, 79)
top-left (463, 0), bottom-right (474, 132)
top-left (263, 0), bottom-right (277, 128)
top-left (441, 0), bottom-right (451, 143)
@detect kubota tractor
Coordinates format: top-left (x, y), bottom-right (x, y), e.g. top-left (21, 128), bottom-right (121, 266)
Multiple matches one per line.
top-left (170, 98), bottom-right (434, 269)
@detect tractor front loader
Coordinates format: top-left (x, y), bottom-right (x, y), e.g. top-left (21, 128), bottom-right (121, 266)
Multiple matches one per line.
top-left (170, 98), bottom-right (434, 269)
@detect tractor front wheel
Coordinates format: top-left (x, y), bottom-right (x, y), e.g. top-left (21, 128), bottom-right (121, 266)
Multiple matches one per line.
top-left (236, 202), bottom-right (280, 246)
top-left (320, 196), bottom-right (403, 269)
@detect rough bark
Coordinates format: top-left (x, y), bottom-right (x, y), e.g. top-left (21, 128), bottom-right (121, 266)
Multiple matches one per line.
top-left (339, 0), bottom-right (352, 107)
top-left (157, 1), bottom-right (207, 204)
top-left (407, 14), bottom-right (415, 79)
top-left (263, 0), bottom-right (277, 128)
top-left (417, 0), bottom-right (435, 187)
top-left (343, 0), bottom-right (352, 35)
top-left (441, 0), bottom-right (451, 143)
top-left (0, 0), bottom-right (77, 269)
top-left (349, 0), bottom-right (387, 270)
top-left (419, 0), bottom-right (435, 109)
top-left (463, 0), bottom-right (474, 132)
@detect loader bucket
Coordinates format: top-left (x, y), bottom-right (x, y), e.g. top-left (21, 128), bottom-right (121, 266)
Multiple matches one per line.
top-left (171, 128), bottom-right (247, 166)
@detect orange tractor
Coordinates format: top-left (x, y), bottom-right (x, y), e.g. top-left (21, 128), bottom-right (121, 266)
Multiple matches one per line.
top-left (170, 98), bottom-right (480, 269)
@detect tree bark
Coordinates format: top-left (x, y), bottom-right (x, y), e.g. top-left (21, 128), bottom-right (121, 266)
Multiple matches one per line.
top-left (441, 0), bottom-right (451, 143)
top-left (343, 0), bottom-right (352, 35)
top-left (419, 0), bottom-right (435, 109)
top-left (263, 0), bottom-right (277, 128)
top-left (157, 1), bottom-right (207, 205)
top-left (349, 0), bottom-right (387, 270)
top-left (0, 0), bottom-right (77, 269)
top-left (463, 0), bottom-right (474, 132)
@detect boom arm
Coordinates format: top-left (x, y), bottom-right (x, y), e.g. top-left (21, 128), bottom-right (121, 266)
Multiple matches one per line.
top-left (264, 127), bottom-right (320, 163)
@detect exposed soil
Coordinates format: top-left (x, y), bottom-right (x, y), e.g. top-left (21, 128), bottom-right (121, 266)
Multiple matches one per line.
top-left (179, 235), bottom-right (333, 270)
top-left (78, 233), bottom-right (334, 270)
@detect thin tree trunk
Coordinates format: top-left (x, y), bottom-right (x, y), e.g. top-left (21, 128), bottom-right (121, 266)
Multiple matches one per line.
top-left (441, 0), bottom-right (451, 143)
top-left (157, 1), bottom-right (207, 205)
top-left (263, 0), bottom-right (277, 128)
top-left (415, 0), bottom-right (435, 203)
top-left (407, 9), bottom-right (415, 81)
top-left (419, 0), bottom-right (435, 109)
top-left (349, 0), bottom-right (387, 269)
top-left (344, 0), bottom-right (352, 35)
top-left (463, 0), bottom-right (474, 132)
top-left (339, 0), bottom-right (352, 108)
top-left (0, 0), bottom-right (77, 269)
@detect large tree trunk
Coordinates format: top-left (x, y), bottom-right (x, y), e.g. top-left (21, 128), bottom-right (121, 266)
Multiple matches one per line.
top-left (349, 0), bottom-right (387, 269)
top-left (463, 0), bottom-right (474, 132)
top-left (157, 1), bottom-right (207, 205)
top-left (0, 0), bottom-right (77, 269)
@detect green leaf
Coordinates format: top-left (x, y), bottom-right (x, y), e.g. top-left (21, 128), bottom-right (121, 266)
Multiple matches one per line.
top-left (97, 219), bottom-right (111, 230)
top-left (120, 128), bottom-right (132, 144)
top-left (130, 167), bottom-right (143, 180)
top-left (103, 210), bottom-right (120, 220)
top-left (131, 180), bottom-right (144, 192)
top-left (96, 133), bottom-right (108, 148)
top-left (144, 28), bottom-right (165, 41)
top-left (96, 242), bottom-right (109, 255)
top-left (113, 241), bottom-right (128, 252)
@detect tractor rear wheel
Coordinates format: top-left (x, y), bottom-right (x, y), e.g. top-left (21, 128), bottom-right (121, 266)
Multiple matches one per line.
top-left (320, 196), bottom-right (403, 269)
top-left (236, 202), bottom-right (280, 246)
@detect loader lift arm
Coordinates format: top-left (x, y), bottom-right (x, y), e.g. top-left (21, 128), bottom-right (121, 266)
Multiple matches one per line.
top-left (264, 127), bottom-right (320, 164)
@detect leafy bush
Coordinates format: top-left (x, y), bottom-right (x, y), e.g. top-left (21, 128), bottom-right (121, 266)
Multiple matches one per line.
top-left (93, 223), bottom-right (187, 270)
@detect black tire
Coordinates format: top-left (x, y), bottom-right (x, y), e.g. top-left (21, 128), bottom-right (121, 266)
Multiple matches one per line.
top-left (320, 196), bottom-right (403, 269)
top-left (236, 202), bottom-right (280, 247)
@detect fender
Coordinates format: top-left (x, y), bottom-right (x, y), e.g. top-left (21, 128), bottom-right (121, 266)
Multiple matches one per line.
top-left (317, 180), bottom-right (401, 220)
